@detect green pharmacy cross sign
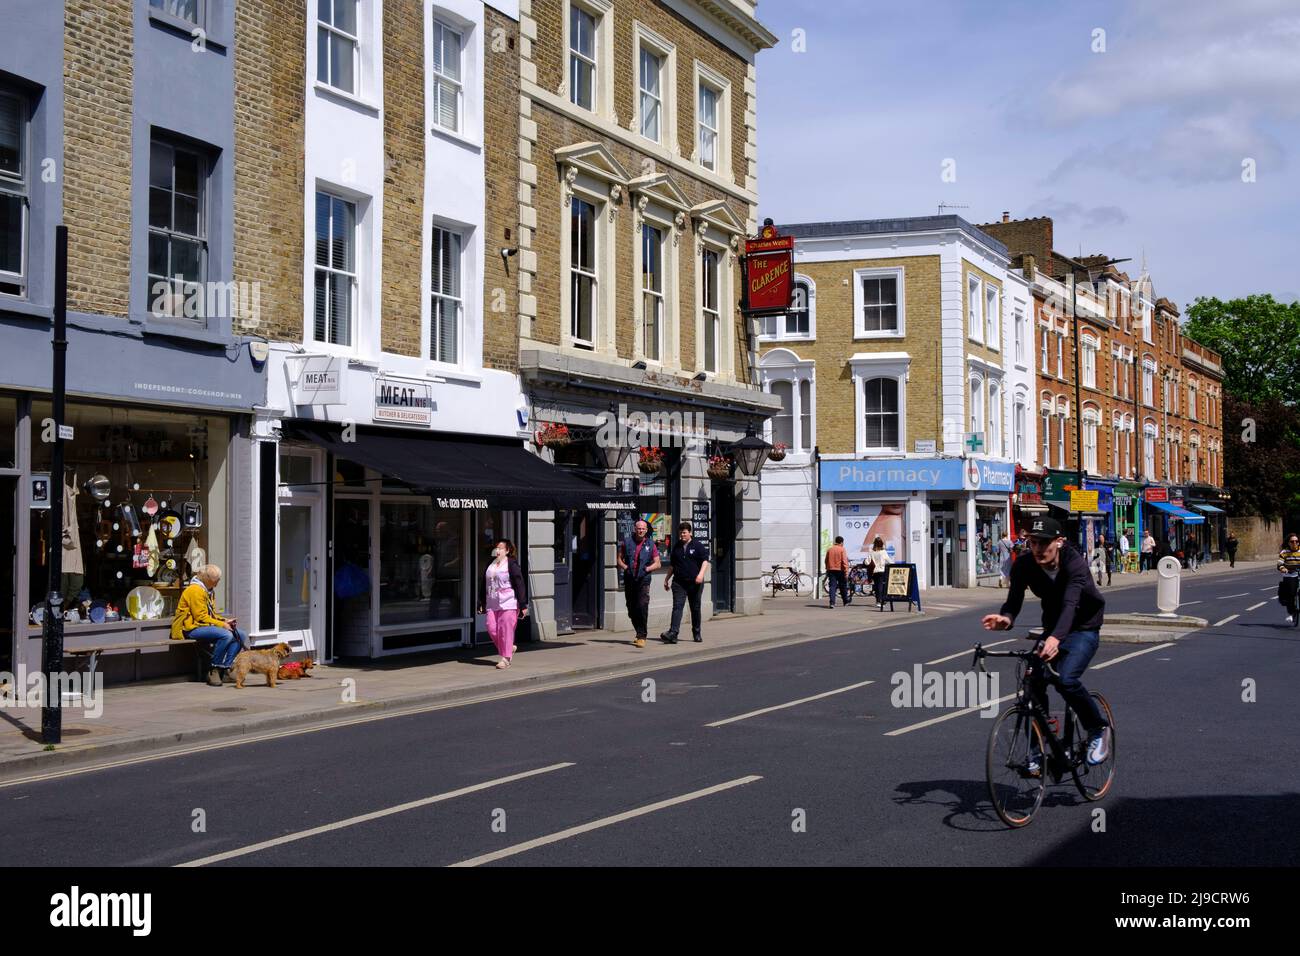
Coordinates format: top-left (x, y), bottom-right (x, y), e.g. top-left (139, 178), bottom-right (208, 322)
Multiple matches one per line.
top-left (965, 433), bottom-right (985, 453)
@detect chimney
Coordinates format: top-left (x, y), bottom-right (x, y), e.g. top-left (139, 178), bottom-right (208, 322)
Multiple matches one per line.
top-left (1001, 211), bottom-right (1010, 223)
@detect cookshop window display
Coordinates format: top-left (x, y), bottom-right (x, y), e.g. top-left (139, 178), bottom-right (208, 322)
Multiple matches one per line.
top-left (28, 402), bottom-right (227, 628)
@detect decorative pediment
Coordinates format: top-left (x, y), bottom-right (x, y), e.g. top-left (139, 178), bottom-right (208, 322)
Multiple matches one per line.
top-left (554, 142), bottom-right (631, 185)
top-left (689, 199), bottom-right (746, 236)
top-left (627, 172), bottom-right (690, 212)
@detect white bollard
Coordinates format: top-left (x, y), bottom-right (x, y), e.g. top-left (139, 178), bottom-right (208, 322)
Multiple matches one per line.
top-left (1156, 555), bottom-right (1181, 617)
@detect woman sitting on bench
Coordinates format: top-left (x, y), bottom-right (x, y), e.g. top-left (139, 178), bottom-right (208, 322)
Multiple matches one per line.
top-left (171, 564), bottom-right (248, 686)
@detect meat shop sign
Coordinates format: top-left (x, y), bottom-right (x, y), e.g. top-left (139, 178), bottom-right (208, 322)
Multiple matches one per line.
top-left (743, 223), bottom-right (795, 316)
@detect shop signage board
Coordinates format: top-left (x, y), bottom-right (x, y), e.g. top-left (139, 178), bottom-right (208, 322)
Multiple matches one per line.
top-left (884, 563), bottom-right (922, 612)
top-left (821, 457), bottom-right (1014, 493)
top-left (374, 376), bottom-right (434, 426)
top-left (1070, 490), bottom-right (1100, 512)
top-left (914, 439), bottom-right (936, 454)
top-left (742, 224), bottom-right (794, 316)
top-left (290, 355), bottom-right (344, 406)
top-left (1144, 487), bottom-right (1168, 503)
top-left (691, 500), bottom-right (711, 546)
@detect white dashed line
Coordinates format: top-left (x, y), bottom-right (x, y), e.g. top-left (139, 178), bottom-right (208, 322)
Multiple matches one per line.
top-left (1213, 615), bottom-right (1239, 627)
top-left (706, 680), bottom-right (876, 727)
top-left (1246, 601), bottom-right (1266, 611)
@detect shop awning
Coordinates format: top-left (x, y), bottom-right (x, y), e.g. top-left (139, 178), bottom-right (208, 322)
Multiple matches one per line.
top-left (286, 424), bottom-right (637, 512)
top-left (1149, 501), bottom-right (1205, 524)
top-left (1192, 503), bottom-right (1226, 515)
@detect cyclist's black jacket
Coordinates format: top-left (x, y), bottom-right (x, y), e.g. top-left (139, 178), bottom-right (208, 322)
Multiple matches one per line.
top-left (999, 543), bottom-right (1105, 637)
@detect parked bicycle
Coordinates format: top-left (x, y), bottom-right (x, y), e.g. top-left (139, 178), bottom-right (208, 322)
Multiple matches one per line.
top-left (819, 560), bottom-right (873, 599)
top-left (762, 564), bottom-right (813, 598)
top-left (973, 634), bottom-right (1116, 828)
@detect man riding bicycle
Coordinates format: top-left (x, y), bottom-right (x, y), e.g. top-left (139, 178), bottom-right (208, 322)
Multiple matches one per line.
top-left (981, 516), bottom-right (1111, 772)
top-left (1278, 533), bottom-right (1300, 625)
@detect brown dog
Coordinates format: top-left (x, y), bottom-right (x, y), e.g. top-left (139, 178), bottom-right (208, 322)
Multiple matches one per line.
top-left (275, 657), bottom-right (317, 681)
top-left (230, 643), bottom-right (291, 688)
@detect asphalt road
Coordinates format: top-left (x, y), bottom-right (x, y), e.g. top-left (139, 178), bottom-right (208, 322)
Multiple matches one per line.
top-left (3, 566), bottom-right (1296, 867)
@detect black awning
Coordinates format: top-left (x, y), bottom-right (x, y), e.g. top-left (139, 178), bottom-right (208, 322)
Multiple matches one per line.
top-left (286, 423), bottom-right (636, 512)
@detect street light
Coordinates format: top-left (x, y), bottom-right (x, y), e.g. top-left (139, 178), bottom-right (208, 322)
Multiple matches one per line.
top-left (727, 422), bottom-right (772, 478)
top-left (594, 403), bottom-right (631, 473)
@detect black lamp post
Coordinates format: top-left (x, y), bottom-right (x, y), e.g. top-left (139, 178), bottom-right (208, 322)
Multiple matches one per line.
top-left (728, 422), bottom-right (772, 478)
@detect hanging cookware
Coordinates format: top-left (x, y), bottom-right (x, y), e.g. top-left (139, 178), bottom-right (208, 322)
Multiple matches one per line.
top-left (157, 509), bottom-right (183, 543)
top-left (182, 500), bottom-right (203, 529)
top-left (83, 474), bottom-right (112, 502)
top-left (142, 495), bottom-right (159, 517)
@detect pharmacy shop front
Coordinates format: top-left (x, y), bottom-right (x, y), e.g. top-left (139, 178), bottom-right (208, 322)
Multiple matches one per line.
top-left (818, 457), bottom-right (1015, 590)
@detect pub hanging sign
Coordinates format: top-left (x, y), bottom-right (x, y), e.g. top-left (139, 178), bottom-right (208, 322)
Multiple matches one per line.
top-left (742, 222), bottom-right (795, 316)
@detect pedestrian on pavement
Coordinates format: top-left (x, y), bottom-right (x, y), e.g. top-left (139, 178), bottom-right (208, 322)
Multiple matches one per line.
top-left (869, 535), bottom-right (892, 607)
top-left (1141, 530), bottom-right (1156, 572)
top-left (1118, 531), bottom-right (1130, 574)
top-left (1090, 545), bottom-right (1105, 587)
top-left (825, 536), bottom-right (851, 608)
top-left (617, 519), bottom-right (661, 647)
top-left (478, 538), bottom-right (528, 669)
top-left (661, 521), bottom-right (710, 643)
top-left (997, 533), bottom-right (1013, 589)
top-left (1226, 532), bottom-right (1239, 568)
top-left (1103, 536), bottom-right (1115, 586)
top-left (171, 564), bottom-right (249, 686)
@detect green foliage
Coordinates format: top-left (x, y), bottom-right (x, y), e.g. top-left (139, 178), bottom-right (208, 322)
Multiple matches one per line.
top-left (1183, 295), bottom-right (1300, 406)
top-left (1224, 395), bottom-right (1300, 519)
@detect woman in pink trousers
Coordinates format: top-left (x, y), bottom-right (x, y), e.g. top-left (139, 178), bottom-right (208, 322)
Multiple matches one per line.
top-left (479, 539), bottom-right (528, 669)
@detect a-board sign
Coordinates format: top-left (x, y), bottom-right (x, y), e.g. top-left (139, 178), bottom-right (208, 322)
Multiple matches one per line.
top-left (691, 499), bottom-right (711, 546)
top-left (884, 563), bottom-right (922, 612)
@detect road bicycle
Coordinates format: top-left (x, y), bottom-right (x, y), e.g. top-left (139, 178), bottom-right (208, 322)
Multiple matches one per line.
top-left (762, 564), bottom-right (813, 598)
top-left (818, 561), bottom-right (874, 599)
top-left (972, 635), bottom-right (1116, 828)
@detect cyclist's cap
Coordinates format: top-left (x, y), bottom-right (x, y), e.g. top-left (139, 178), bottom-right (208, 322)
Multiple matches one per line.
top-left (1026, 516), bottom-right (1064, 539)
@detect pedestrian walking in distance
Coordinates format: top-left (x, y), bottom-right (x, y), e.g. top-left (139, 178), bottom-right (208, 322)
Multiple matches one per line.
top-left (1118, 531), bottom-right (1130, 573)
top-left (825, 536), bottom-right (851, 608)
top-left (869, 536), bottom-right (892, 607)
top-left (1142, 530), bottom-right (1156, 572)
top-left (661, 521), bottom-right (710, 643)
top-left (1103, 536), bottom-right (1115, 586)
top-left (617, 519), bottom-right (661, 648)
top-left (1226, 532), bottom-right (1239, 568)
top-left (478, 539), bottom-right (528, 669)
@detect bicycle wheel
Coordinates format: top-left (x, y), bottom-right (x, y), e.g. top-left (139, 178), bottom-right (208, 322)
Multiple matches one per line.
top-left (987, 705), bottom-right (1046, 827)
top-left (1069, 692), bottom-right (1116, 801)
top-left (793, 572), bottom-right (813, 595)
top-left (760, 572), bottom-right (776, 596)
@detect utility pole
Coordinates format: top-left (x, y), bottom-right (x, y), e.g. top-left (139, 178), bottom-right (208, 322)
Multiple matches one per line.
top-left (42, 225), bottom-right (69, 744)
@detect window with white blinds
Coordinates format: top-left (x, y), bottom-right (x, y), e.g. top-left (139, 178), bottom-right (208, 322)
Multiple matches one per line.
top-left (430, 225), bottom-right (461, 363)
top-left (432, 21), bottom-right (463, 133)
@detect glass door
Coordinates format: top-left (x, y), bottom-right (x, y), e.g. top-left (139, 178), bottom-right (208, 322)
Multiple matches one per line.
top-left (278, 499), bottom-right (322, 653)
top-left (930, 511), bottom-right (956, 587)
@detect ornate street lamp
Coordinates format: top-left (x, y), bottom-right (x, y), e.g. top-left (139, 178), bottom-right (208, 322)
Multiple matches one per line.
top-left (727, 422), bottom-right (772, 478)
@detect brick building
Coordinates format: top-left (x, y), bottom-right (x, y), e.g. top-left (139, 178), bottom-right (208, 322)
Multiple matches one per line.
top-left (980, 215), bottom-right (1228, 563)
top-left (758, 216), bottom-right (1035, 591)
top-left (511, 0), bottom-right (780, 637)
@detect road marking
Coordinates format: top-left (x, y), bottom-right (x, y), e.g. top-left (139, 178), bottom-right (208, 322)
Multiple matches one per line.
top-left (1213, 615), bottom-right (1239, 627)
top-left (175, 762), bottom-right (575, 867)
top-left (1179, 600), bottom-right (1202, 606)
top-left (1246, 601), bottom-right (1266, 611)
top-left (926, 638), bottom-right (1014, 665)
top-left (886, 643), bottom-right (1176, 735)
top-left (1092, 643), bottom-right (1176, 669)
top-left (1260, 588), bottom-right (1275, 593)
top-left (705, 680), bottom-right (875, 727)
top-left (1222, 593), bottom-right (1250, 599)
top-left (448, 775), bottom-right (763, 867)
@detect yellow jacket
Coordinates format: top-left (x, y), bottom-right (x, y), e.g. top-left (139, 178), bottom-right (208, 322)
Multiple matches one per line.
top-left (171, 579), bottom-right (227, 640)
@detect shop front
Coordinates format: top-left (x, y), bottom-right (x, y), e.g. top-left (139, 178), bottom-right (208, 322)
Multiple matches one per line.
top-left (1043, 470), bottom-right (1111, 555)
top-left (0, 323), bottom-right (266, 682)
top-left (1186, 485), bottom-right (1230, 560)
top-left (257, 355), bottom-right (632, 660)
top-left (819, 457), bottom-right (1015, 589)
top-left (1011, 467), bottom-right (1048, 538)
top-left (1113, 482), bottom-right (1143, 550)
top-left (1143, 485), bottom-right (1204, 560)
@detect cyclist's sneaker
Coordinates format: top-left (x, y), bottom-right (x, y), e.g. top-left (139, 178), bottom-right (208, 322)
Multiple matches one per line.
top-left (1286, 613), bottom-right (1296, 625)
top-left (1087, 728), bottom-right (1110, 765)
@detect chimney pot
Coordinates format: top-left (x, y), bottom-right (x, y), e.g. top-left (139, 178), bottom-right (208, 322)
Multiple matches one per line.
top-left (1002, 211), bottom-right (1010, 222)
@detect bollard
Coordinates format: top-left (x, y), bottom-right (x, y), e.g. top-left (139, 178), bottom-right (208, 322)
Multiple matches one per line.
top-left (1156, 555), bottom-right (1181, 617)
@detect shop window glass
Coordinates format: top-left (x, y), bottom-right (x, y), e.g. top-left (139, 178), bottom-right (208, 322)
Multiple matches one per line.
top-left (975, 505), bottom-right (1005, 577)
top-left (635, 447), bottom-right (679, 554)
top-left (29, 402), bottom-right (217, 624)
top-left (280, 454), bottom-right (314, 488)
top-left (379, 502), bottom-right (462, 624)
top-left (333, 458), bottom-right (368, 488)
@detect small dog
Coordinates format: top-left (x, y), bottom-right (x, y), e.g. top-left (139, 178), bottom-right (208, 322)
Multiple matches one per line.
top-left (230, 643), bottom-right (291, 688)
top-left (276, 657), bottom-right (317, 681)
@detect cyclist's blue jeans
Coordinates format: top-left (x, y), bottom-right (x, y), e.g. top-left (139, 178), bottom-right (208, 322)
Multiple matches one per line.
top-left (186, 625), bottom-right (248, 669)
top-left (1029, 630), bottom-right (1107, 734)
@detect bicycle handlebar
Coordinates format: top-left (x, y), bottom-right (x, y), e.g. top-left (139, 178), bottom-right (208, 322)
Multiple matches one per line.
top-left (972, 640), bottom-right (1061, 680)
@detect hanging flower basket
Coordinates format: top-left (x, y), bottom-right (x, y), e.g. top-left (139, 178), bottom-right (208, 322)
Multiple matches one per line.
top-left (536, 422), bottom-right (571, 448)
top-left (707, 454), bottom-right (734, 480)
top-left (768, 442), bottom-right (788, 462)
top-left (638, 446), bottom-right (665, 474)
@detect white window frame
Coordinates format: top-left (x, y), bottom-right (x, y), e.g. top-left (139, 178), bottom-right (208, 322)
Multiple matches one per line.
top-left (1081, 334), bottom-right (1098, 389)
top-left (150, 0), bottom-right (205, 29)
top-left (1189, 436), bottom-right (1200, 482)
top-left (1082, 408), bottom-right (1099, 475)
top-left (428, 222), bottom-right (463, 365)
top-left (1014, 309), bottom-right (1025, 366)
top-left (568, 195), bottom-right (599, 349)
top-left (968, 371), bottom-right (984, 443)
top-left (317, 0), bottom-right (362, 97)
top-left (968, 273), bottom-right (983, 344)
top-left (1056, 331), bottom-right (1064, 378)
top-left (1056, 411), bottom-right (1066, 469)
top-left (987, 377), bottom-right (1002, 457)
top-left (564, 0), bottom-right (614, 119)
top-left (693, 61), bottom-right (731, 179)
top-left (1142, 359), bottom-right (1156, 407)
top-left (1014, 397), bottom-right (1027, 463)
top-left (699, 242), bottom-right (722, 374)
top-left (759, 349), bottom-right (816, 460)
top-left (1041, 406), bottom-right (1051, 467)
top-left (1144, 423), bottom-right (1157, 477)
top-left (854, 266), bottom-right (905, 339)
top-left (633, 24), bottom-right (676, 148)
top-left (637, 216), bottom-right (667, 364)
top-left (1040, 325), bottom-right (1049, 372)
top-left (311, 188), bottom-right (359, 350)
top-left (759, 274), bottom-right (815, 342)
top-left (985, 284), bottom-right (999, 349)
top-left (0, 87), bottom-right (27, 298)
top-left (849, 353), bottom-right (908, 456)
top-left (431, 18), bottom-right (464, 134)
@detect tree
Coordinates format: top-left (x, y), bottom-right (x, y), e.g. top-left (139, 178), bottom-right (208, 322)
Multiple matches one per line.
top-left (1183, 295), bottom-right (1300, 406)
top-left (1224, 395), bottom-right (1300, 519)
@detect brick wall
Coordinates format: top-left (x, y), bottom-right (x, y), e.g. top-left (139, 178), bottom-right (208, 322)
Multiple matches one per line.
top-left (483, 5), bottom-right (521, 373)
top-left (978, 217), bottom-right (1052, 271)
top-left (63, 0), bottom-right (134, 318)
top-left (380, 0), bottom-right (425, 358)
top-left (233, 0), bottom-right (305, 340)
top-left (760, 255), bottom-right (943, 455)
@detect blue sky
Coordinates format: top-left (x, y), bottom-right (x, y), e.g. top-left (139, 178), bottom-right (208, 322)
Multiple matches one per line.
top-left (756, 0), bottom-right (1300, 309)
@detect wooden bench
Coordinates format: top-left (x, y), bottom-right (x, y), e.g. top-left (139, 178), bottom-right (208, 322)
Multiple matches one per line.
top-left (65, 639), bottom-right (204, 683)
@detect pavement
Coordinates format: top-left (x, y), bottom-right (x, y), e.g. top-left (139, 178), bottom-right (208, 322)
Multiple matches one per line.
top-left (0, 557), bottom-right (1268, 780)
